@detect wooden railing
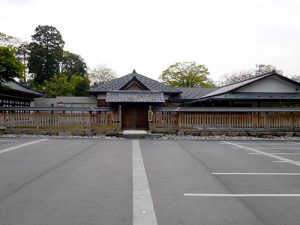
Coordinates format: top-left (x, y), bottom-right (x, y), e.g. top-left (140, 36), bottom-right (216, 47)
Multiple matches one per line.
top-left (1, 110), bottom-right (300, 131)
top-left (0, 111), bottom-right (120, 129)
top-left (150, 112), bottom-right (300, 130)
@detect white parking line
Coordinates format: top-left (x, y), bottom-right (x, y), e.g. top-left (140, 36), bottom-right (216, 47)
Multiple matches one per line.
top-left (249, 153), bottom-right (300, 155)
top-left (223, 141), bottom-right (300, 167)
top-left (184, 193), bottom-right (300, 197)
top-left (212, 173), bottom-right (300, 175)
top-left (254, 148), bottom-right (300, 150)
top-left (132, 140), bottom-right (158, 225)
top-left (0, 139), bottom-right (47, 154)
top-left (289, 142), bottom-right (300, 144)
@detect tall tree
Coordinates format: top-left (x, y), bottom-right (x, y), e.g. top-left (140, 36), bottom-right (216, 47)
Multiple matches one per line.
top-left (28, 25), bottom-right (65, 85)
top-left (159, 62), bottom-right (215, 87)
top-left (88, 64), bottom-right (117, 86)
top-left (0, 47), bottom-right (24, 83)
top-left (61, 51), bottom-right (87, 76)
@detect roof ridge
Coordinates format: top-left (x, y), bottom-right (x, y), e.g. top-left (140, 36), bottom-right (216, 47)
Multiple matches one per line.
top-left (221, 71), bottom-right (274, 88)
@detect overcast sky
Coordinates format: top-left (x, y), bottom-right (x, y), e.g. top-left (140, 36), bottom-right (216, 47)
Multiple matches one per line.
top-left (1, 0), bottom-right (300, 81)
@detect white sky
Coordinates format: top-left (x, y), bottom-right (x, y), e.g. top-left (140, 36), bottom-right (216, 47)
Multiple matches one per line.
top-left (1, 0), bottom-right (300, 81)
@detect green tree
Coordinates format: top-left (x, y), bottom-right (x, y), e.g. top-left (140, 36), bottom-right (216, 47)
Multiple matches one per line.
top-left (28, 25), bottom-right (65, 85)
top-left (70, 75), bottom-right (90, 96)
top-left (88, 64), bottom-right (117, 87)
top-left (43, 74), bottom-right (90, 97)
top-left (61, 51), bottom-right (87, 76)
top-left (159, 62), bottom-right (215, 87)
top-left (44, 74), bottom-right (72, 97)
top-left (0, 47), bottom-right (24, 83)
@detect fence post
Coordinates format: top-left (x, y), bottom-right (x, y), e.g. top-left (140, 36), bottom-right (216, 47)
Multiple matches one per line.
top-left (178, 112), bottom-right (181, 129)
top-left (118, 105), bottom-right (122, 130)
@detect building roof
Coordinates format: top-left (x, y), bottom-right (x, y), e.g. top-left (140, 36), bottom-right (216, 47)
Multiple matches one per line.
top-left (204, 93), bottom-right (300, 100)
top-left (173, 87), bottom-right (218, 100)
top-left (106, 90), bottom-right (165, 103)
top-left (89, 70), bottom-right (181, 94)
top-left (154, 107), bottom-right (300, 112)
top-left (190, 71), bottom-right (300, 103)
top-left (1, 81), bottom-right (43, 97)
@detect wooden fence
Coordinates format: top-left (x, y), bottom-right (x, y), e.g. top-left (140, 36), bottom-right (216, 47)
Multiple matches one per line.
top-left (150, 112), bottom-right (300, 130)
top-left (1, 110), bottom-right (300, 131)
top-left (0, 111), bottom-right (120, 129)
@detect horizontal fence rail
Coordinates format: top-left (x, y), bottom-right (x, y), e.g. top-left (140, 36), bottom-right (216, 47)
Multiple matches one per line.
top-left (0, 111), bottom-right (120, 129)
top-left (150, 112), bottom-right (300, 130)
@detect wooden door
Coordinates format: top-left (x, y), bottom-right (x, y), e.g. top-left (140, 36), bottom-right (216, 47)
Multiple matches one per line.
top-left (122, 104), bottom-right (148, 130)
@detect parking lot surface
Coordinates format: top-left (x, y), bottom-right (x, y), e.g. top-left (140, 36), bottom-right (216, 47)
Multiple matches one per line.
top-left (0, 138), bottom-right (300, 225)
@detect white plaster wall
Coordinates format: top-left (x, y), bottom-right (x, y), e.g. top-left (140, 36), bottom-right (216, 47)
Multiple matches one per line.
top-left (237, 77), bottom-right (299, 93)
top-left (34, 96), bottom-right (97, 107)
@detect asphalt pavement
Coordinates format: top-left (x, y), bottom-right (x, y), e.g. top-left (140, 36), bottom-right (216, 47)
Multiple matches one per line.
top-left (0, 137), bottom-right (300, 225)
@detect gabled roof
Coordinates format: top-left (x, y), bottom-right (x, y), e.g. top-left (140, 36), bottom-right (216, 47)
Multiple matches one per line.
top-left (1, 81), bottom-right (43, 97)
top-left (89, 70), bottom-right (181, 94)
top-left (195, 71), bottom-right (300, 101)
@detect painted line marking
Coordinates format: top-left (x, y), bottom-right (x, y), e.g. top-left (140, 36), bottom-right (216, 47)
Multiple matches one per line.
top-left (132, 140), bottom-right (158, 225)
top-left (238, 142), bottom-right (299, 145)
top-left (223, 141), bottom-right (300, 167)
top-left (0, 139), bottom-right (47, 154)
top-left (212, 173), bottom-right (300, 175)
top-left (249, 152), bottom-right (300, 155)
top-left (254, 148), bottom-right (300, 150)
top-left (184, 193), bottom-right (300, 197)
top-left (289, 142), bottom-right (300, 144)
top-left (272, 161), bottom-right (290, 163)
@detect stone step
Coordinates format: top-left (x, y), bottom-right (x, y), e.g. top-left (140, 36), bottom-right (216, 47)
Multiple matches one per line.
top-left (122, 130), bottom-right (148, 138)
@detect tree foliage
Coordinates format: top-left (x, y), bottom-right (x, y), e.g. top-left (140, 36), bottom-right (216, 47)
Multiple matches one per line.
top-left (159, 62), bottom-right (215, 88)
top-left (0, 46), bottom-right (24, 83)
top-left (222, 64), bottom-right (282, 85)
top-left (43, 74), bottom-right (90, 97)
top-left (0, 32), bottom-right (24, 48)
top-left (61, 51), bottom-right (87, 76)
top-left (28, 25), bottom-right (65, 85)
top-left (88, 64), bottom-right (117, 86)
top-left (70, 75), bottom-right (90, 96)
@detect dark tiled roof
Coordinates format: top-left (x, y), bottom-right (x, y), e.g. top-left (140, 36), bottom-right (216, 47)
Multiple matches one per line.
top-left (89, 70), bottom-right (181, 94)
top-left (174, 87), bottom-right (218, 100)
top-left (106, 91), bottom-right (165, 103)
top-left (1, 81), bottom-right (42, 97)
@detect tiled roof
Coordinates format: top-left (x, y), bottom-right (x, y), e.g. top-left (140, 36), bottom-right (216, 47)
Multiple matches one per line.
top-left (106, 91), bottom-right (165, 103)
top-left (89, 70), bottom-right (181, 94)
top-left (1, 81), bottom-right (42, 97)
top-left (173, 87), bottom-right (218, 100)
